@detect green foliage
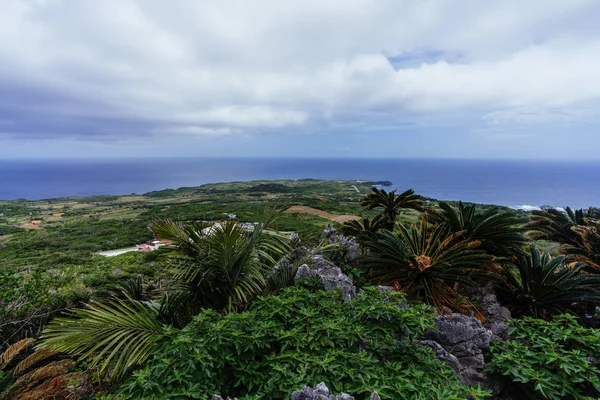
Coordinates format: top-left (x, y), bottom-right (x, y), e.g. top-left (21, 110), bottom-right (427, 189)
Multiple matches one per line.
top-left (0, 252), bottom-right (168, 342)
top-left (247, 183), bottom-right (290, 192)
top-left (499, 246), bottom-right (600, 318)
top-left (361, 188), bottom-right (424, 230)
top-left (117, 287), bottom-right (489, 399)
top-left (488, 314), bottom-right (600, 399)
top-left (362, 217), bottom-right (491, 311)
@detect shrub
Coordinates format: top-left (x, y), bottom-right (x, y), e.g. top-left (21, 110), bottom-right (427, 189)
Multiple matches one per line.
top-left (117, 287), bottom-right (489, 399)
top-left (488, 314), bottom-right (600, 399)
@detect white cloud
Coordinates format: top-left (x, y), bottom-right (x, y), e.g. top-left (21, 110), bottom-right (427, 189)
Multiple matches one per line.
top-left (0, 0), bottom-right (600, 140)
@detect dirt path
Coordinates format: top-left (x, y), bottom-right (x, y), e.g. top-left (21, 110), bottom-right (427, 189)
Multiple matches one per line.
top-left (285, 206), bottom-right (360, 223)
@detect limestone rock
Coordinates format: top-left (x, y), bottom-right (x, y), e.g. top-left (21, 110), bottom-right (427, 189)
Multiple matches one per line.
top-left (295, 259), bottom-right (357, 301)
top-left (422, 313), bottom-right (492, 386)
top-left (479, 284), bottom-right (511, 339)
top-left (291, 383), bottom-right (374, 400)
top-left (322, 226), bottom-right (360, 261)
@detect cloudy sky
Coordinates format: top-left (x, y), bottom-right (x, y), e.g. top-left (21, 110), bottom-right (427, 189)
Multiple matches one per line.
top-left (1, 0), bottom-right (599, 159)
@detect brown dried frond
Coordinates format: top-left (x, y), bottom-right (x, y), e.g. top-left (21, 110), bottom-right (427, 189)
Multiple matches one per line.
top-left (12, 359), bottom-right (73, 392)
top-left (0, 338), bottom-right (35, 369)
top-left (13, 372), bottom-right (88, 400)
top-left (14, 349), bottom-right (58, 374)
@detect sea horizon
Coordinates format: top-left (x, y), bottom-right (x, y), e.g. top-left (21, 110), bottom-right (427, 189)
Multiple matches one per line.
top-left (1, 157), bottom-right (599, 209)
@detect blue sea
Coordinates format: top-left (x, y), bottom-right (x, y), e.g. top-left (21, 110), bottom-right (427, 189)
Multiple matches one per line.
top-left (0, 158), bottom-right (598, 209)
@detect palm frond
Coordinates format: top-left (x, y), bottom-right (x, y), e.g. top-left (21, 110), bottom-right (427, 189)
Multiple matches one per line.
top-left (500, 245), bottom-right (600, 318)
top-left (570, 223), bottom-right (600, 272)
top-left (428, 201), bottom-right (527, 259)
top-left (37, 298), bottom-right (164, 378)
top-left (526, 206), bottom-right (598, 247)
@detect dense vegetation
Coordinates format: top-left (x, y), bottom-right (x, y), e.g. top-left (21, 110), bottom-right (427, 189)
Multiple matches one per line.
top-left (0, 180), bottom-right (599, 399)
top-left (489, 315), bottom-right (600, 399)
top-left (117, 287), bottom-right (489, 399)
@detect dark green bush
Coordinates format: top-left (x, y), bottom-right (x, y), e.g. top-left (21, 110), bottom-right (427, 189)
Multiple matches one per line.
top-left (488, 314), bottom-right (600, 399)
top-left (117, 287), bottom-right (489, 399)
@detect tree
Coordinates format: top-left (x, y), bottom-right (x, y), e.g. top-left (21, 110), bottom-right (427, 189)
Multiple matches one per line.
top-left (361, 188), bottom-right (424, 230)
top-left (361, 217), bottom-right (491, 311)
top-left (427, 201), bottom-right (527, 259)
top-left (499, 246), bottom-right (600, 318)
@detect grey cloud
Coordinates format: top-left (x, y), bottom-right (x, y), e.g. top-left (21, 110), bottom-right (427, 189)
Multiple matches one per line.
top-left (0, 0), bottom-right (600, 142)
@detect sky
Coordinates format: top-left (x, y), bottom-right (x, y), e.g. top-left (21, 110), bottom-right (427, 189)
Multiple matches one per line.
top-left (1, 0), bottom-right (600, 159)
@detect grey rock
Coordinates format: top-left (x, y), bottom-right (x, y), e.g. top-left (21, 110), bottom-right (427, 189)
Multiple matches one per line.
top-left (295, 260), bottom-right (357, 301)
top-left (315, 382), bottom-right (330, 395)
top-left (419, 339), bottom-right (464, 375)
top-left (291, 383), bottom-right (351, 400)
top-left (475, 283), bottom-right (511, 339)
top-left (290, 383), bottom-right (375, 400)
top-left (377, 285), bottom-right (394, 293)
top-left (321, 226), bottom-right (360, 261)
top-left (423, 313), bottom-right (492, 386)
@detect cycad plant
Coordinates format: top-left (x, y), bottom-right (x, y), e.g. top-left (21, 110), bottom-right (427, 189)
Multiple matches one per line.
top-left (499, 246), bottom-right (600, 318)
top-left (339, 215), bottom-right (384, 239)
top-left (527, 206), bottom-right (599, 248)
top-left (361, 188), bottom-right (424, 230)
top-left (361, 217), bottom-right (491, 311)
top-left (570, 222), bottom-right (600, 272)
top-left (427, 201), bottom-right (527, 260)
top-left (152, 217), bottom-right (290, 315)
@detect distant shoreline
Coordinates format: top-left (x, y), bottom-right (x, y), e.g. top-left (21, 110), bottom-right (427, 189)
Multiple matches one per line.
top-left (1, 158), bottom-right (598, 208)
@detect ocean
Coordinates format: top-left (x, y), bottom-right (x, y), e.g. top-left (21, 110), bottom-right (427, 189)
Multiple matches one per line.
top-left (0, 158), bottom-right (598, 209)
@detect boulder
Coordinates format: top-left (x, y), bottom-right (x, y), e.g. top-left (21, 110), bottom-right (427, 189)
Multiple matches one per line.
top-left (295, 259), bottom-right (357, 301)
top-left (422, 313), bottom-right (492, 386)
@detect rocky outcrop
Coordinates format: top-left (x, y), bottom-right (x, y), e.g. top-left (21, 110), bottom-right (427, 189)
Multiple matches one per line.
top-left (291, 383), bottom-right (380, 400)
top-left (295, 258), bottom-right (357, 301)
top-left (321, 226), bottom-right (360, 261)
top-left (478, 283), bottom-right (511, 339)
top-left (422, 313), bottom-right (492, 386)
